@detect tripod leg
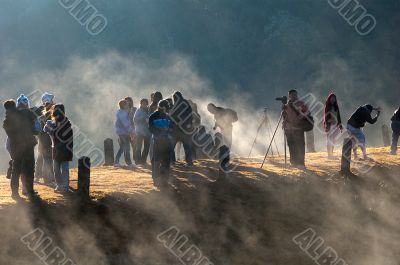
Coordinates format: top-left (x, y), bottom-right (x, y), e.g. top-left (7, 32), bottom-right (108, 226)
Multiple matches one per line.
top-left (261, 113), bottom-right (283, 168)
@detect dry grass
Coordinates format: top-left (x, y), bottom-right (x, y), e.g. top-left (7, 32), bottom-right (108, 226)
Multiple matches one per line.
top-left (0, 147), bottom-right (398, 206)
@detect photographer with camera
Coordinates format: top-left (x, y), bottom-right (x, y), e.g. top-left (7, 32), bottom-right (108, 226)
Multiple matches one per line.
top-left (347, 104), bottom-right (381, 161)
top-left (281, 89), bottom-right (310, 168)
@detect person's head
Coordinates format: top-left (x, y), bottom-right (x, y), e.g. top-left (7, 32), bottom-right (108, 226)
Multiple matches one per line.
top-left (51, 104), bottom-right (65, 122)
top-left (118, 99), bottom-right (129, 110)
top-left (166, 98), bottom-right (173, 112)
top-left (16, 94), bottom-right (29, 110)
top-left (207, 103), bottom-right (217, 114)
top-left (153, 92), bottom-right (163, 104)
top-left (125, 97), bottom-right (134, 109)
top-left (288, 89), bottom-right (298, 102)
top-left (172, 91), bottom-right (183, 103)
top-left (325, 93), bottom-right (338, 108)
top-left (41, 92), bottom-right (55, 110)
top-left (365, 104), bottom-right (374, 113)
top-left (140, 98), bottom-right (149, 109)
top-left (3, 100), bottom-right (16, 111)
top-left (158, 99), bottom-right (169, 114)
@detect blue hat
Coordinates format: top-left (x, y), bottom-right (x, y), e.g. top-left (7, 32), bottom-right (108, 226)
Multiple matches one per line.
top-left (16, 94), bottom-right (29, 108)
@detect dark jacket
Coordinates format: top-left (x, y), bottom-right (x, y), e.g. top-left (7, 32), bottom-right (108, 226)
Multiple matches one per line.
top-left (170, 98), bottom-right (193, 133)
top-left (3, 109), bottom-right (38, 159)
top-left (149, 111), bottom-right (172, 138)
top-left (348, 106), bottom-right (378, 128)
top-left (45, 118), bottom-right (74, 162)
top-left (391, 108), bottom-right (400, 122)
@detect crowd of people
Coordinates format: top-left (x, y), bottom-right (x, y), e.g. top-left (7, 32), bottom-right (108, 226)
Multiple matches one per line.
top-left (1, 88), bottom-right (399, 200)
top-left (3, 93), bottom-right (73, 200)
top-left (113, 91), bottom-right (238, 187)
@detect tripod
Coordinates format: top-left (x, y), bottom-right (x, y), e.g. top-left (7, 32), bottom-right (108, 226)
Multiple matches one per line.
top-left (248, 108), bottom-right (280, 159)
top-left (261, 111), bottom-right (287, 168)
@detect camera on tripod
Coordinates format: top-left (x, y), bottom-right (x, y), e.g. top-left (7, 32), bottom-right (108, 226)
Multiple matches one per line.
top-left (275, 96), bottom-right (288, 105)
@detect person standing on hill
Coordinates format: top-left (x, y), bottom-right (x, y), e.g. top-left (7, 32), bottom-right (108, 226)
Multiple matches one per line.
top-left (35, 92), bottom-right (55, 184)
top-left (114, 99), bottom-right (136, 169)
top-left (125, 97), bottom-right (137, 163)
top-left (149, 100), bottom-right (173, 187)
top-left (170, 91), bottom-right (193, 167)
top-left (323, 93), bottom-right (343, 160)
top-left (3, 95), bottom-right (40, 200)
top-left (134, 98), bottom-right (151, 165)
top-left (347, 104), bottom-right (381, 161)
top-left (44, 104), bottom-right (73, 194)
top-left (207, 103), bottom-right (238, 148)
top-left (390, 107), bottom-right (400, 155)
top-left (282, 89), bottom-right (310, 168)
top-left (149, 91), bottom-right (163, 115)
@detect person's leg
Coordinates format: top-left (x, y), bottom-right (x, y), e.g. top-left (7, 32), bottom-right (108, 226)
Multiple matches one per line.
top-left (34, 151), bottom-right (44, 182)
top-left (170, 136), bottom-right (177, 164)
top-left (142, 136), bottom-right (150, 164)
top-left (43, 154), bottom-right (54, 184)
top-left (180, 133), bottom-right (193, 166)
top-left (122, 135), bottom-right (133, 166)
top-left (130, 137), bottom-right (137, 164)
top-left (285, 130), bottom-right (296, 165)
top-left (135, 134), bottom-right (144, 164)
top-left (53, 160), bottom-right (63, 190)
top-left (11, 158), bottom-right (22, 196)
top-left (61, 161), bottom-right (70, 191)
top-left (115, 136), bottom-right (124, 164)
top-left (391, 121), bottom-right (400, 154)
top-left (7, 160), bottom-right (13, 179)
top-left (295, 130), bottom-right (305, 166)
top-left (151, 138), bottom-right (161, 186)
top-left (160, 139), bottom-right (171, 186)
top-left (23, 148), bottom-right (36, 195)
top-left (221, 128), bottom-right (233, 148)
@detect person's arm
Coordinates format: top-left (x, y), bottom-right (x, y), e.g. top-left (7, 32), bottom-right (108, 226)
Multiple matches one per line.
top-left (149, 114), bottom-right (156, 135)
top-left (120, 111), bottom-right (135, 134)
top-left (365, 108), bottom-right (379, 124)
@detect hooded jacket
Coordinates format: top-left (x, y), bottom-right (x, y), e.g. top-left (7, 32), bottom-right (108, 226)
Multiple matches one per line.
top-left (44, 118), bottom-right (73, 162)
top-left (115, 109), bottom-right (135, 136)
top-left (391, 108), bottom-right (400, 122)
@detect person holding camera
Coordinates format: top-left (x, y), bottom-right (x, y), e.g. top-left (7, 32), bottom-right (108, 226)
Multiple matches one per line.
top-left (282, 89), bottom-right (309, 168)
top-left (347, 104), bottom-right (381, 161)
top-left (390, 107), bottom-right (400, 155)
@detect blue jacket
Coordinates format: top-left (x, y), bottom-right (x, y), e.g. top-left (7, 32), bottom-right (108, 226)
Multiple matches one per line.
top-left (115, 109), bottom-right (135, 136)
top-left (134, 107), bottom-right (151, 137)
top-left (149, 111), bottom-right (172, 138)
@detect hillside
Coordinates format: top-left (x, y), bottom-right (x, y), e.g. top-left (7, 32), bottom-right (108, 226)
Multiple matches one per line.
top-left (0, 147), bottom-right (399, 265)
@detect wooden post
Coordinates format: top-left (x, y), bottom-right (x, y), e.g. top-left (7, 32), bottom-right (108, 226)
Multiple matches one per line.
top-left (306, 130), bottom-right (316, 153)
top-left (340, 138), bottom-right (352, 174)
top-left (104, 138), bottom-right (114, 166)
top-left (382, 125), bottom-right (391, 147)
top-left (78, 157), bottom-right (90, 198)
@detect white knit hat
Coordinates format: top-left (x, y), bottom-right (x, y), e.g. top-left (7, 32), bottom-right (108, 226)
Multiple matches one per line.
top-left (41, 92), bottom-right (54, 105)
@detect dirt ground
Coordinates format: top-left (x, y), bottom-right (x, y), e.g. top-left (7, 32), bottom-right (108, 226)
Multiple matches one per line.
top-left (0, 147), bottom-right (399, 265)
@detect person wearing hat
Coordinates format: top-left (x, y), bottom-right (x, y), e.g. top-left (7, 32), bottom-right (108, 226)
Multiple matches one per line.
top-left (149, 99), bottom-right (173, 187)
top-left (347, 104), bottom-right (381, 161)
top-left (3, 95), bottom-right (39, 200)
top-left (44, 104), bottom-right (73, 193)
top-left (35, 92), bottom-right (55, 184)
